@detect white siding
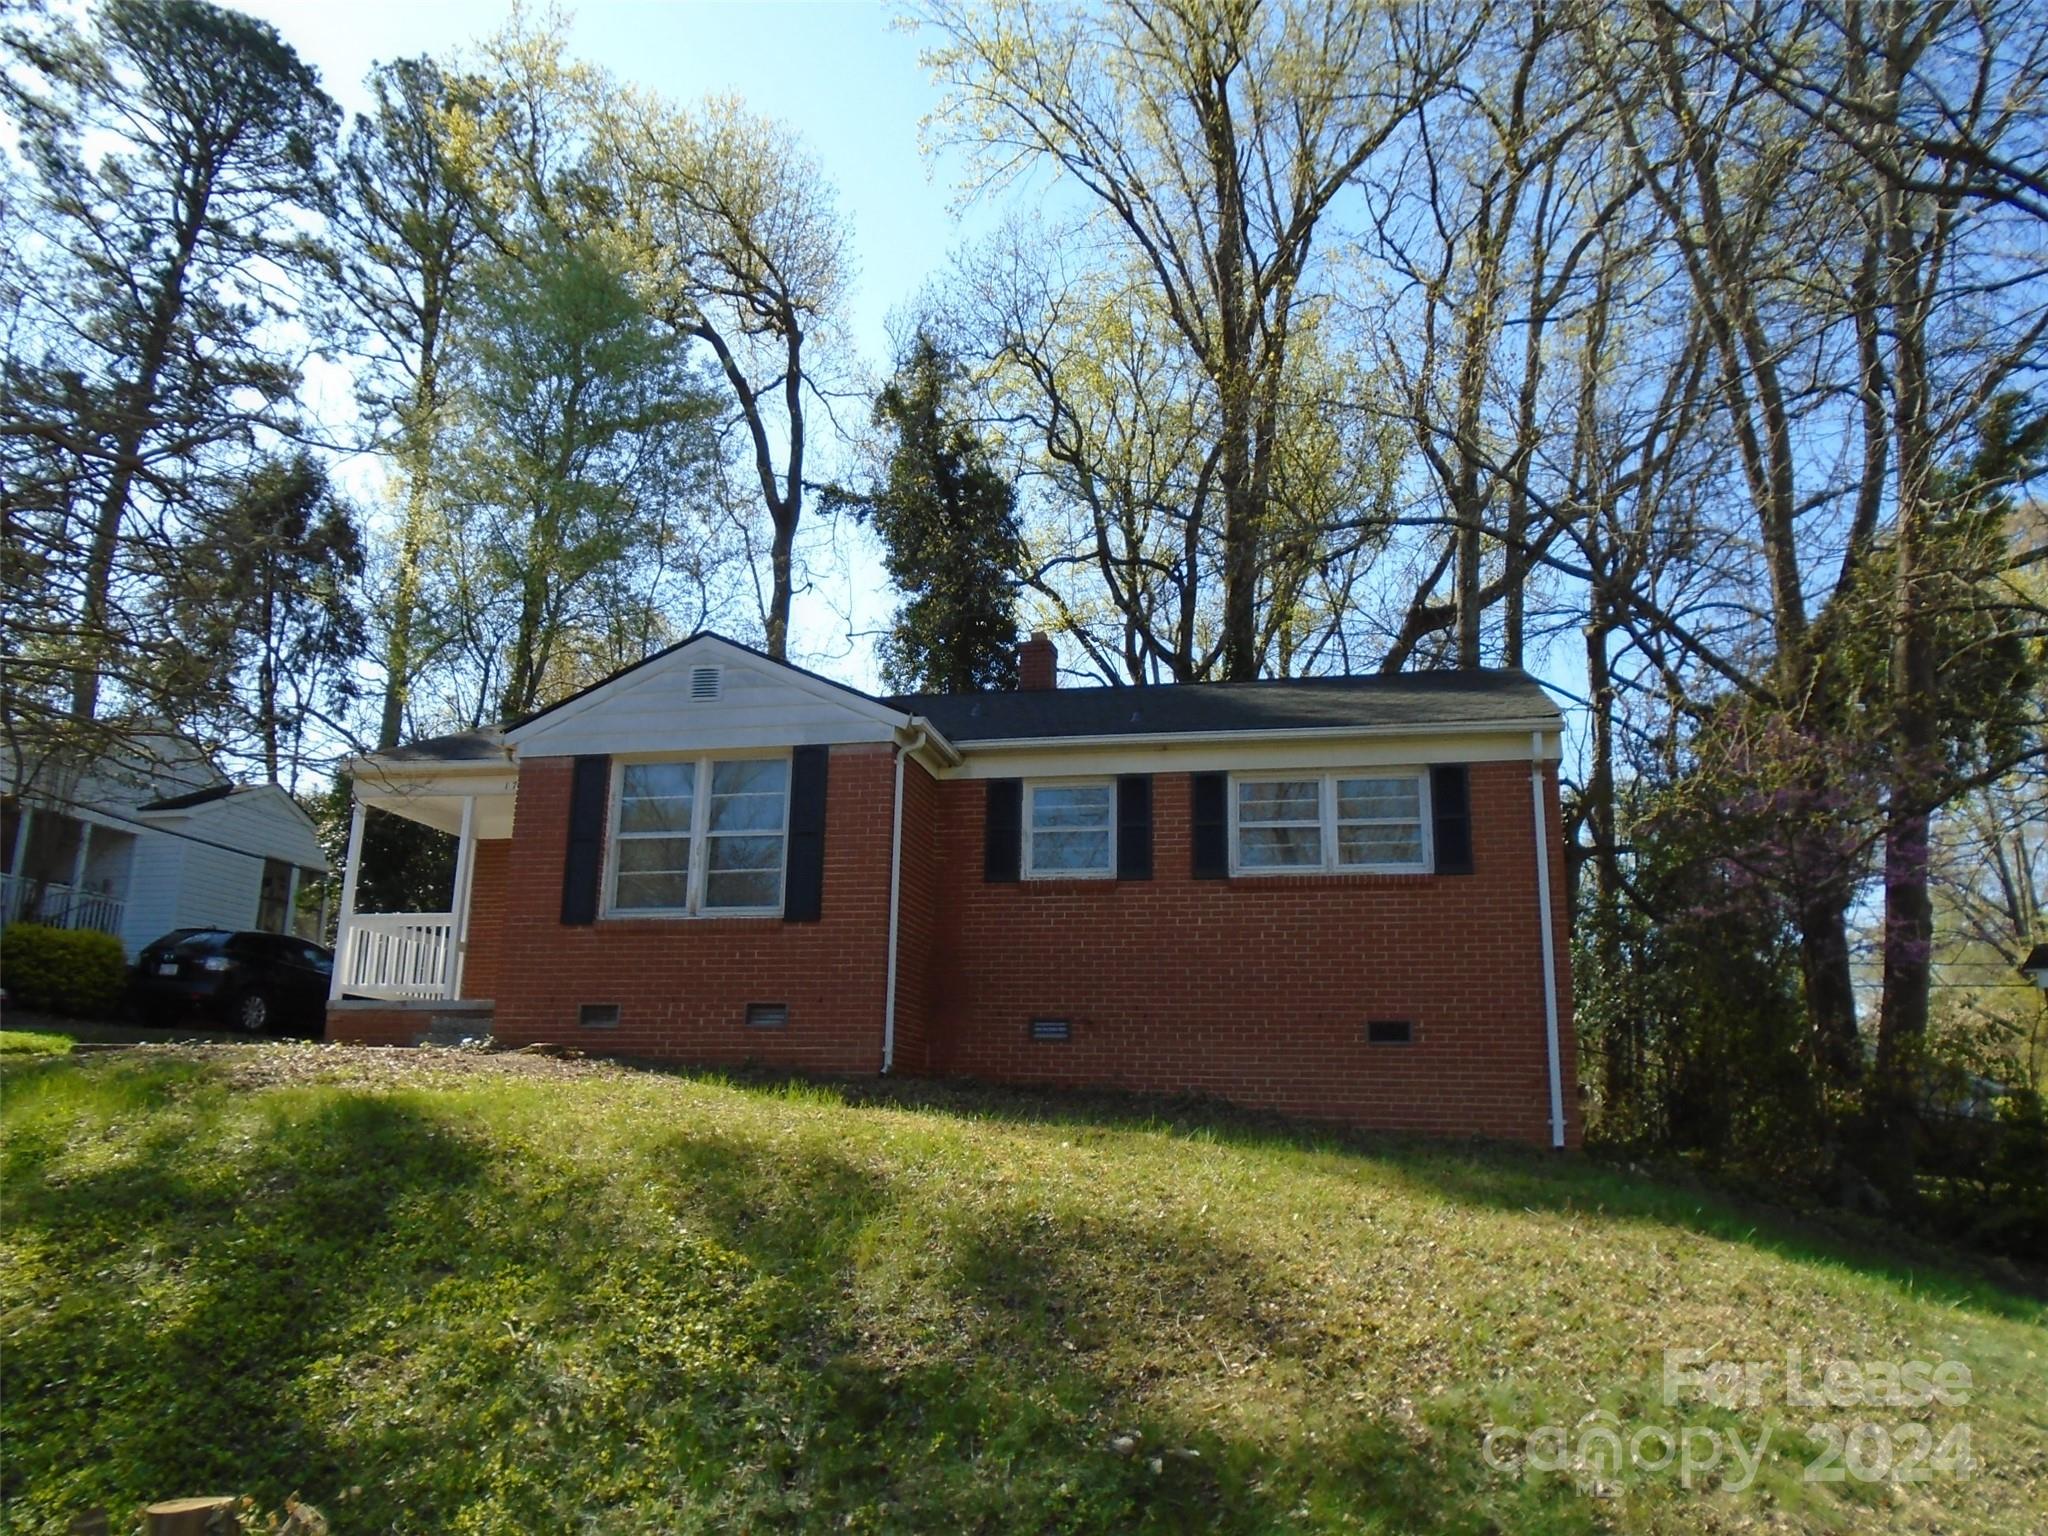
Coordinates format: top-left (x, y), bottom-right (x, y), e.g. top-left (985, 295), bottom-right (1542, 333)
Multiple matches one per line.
top-left (172, 842), bottom-right (263, 934)
top-left (508, 639), bottom-right (904, 758)
top-left (119, 833), bottom-right (186, 957)
top-left (170, 786), bottom-right (327, 868)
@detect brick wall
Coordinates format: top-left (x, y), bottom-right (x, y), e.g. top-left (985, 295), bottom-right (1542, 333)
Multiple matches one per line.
top-left (459, 838), bottom-right (510, 1002)
top-left (489, 746), bottom-right (897, 1071)
top-left (910, 762), bottom-right (1579, 1147)
top-left (890, 757), bottom-right (942, 1074)
top-left (334, 741), bottom-right (1578, 1148)
top-left (326, 1001), bottom-right (493, 1046)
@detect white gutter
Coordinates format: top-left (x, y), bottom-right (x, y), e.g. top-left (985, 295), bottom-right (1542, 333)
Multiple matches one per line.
top-left (904, 715), bottom-right (962, 768)
top-left (1530, 730), bottom-right (1566, 1149)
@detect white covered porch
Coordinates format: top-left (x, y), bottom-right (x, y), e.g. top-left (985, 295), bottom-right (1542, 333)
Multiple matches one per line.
top-left (331, 738), bottom-right (516, 1003)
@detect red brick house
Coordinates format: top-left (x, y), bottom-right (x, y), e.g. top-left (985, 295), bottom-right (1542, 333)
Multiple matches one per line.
top-left (328, 632), bottom-right (1578, 1147)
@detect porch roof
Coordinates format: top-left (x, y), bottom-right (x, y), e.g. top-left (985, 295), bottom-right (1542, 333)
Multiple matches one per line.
top-left (349, 731), bottom-right (517, 839)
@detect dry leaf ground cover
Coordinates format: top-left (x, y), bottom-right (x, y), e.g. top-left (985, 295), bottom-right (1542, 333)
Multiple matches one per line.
top-left (1, 1043), bottom-right (2043, 1533)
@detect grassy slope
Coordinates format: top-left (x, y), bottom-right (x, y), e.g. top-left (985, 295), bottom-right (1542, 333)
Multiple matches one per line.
top-left (1, 1050), bottom-right (2042, 1535)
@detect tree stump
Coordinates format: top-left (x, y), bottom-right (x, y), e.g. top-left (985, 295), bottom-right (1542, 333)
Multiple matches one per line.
top-left (144, 1498), bottom-right (237, 1535)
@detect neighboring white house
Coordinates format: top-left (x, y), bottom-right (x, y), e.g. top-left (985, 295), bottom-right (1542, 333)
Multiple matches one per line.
top-left (1, 729), bottom-right (331, 958)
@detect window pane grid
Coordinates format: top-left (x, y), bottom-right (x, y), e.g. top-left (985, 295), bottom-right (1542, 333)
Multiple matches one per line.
top-left (1027, 782), bottom-right (1113, 876)
top-left (1334, 774), bottom-right (1425, 870)
top-left (1234, 773), bottom-right (1429, 874)
top-left (1236, 778), bottom-right (1323, 868)
top-left (610, 758), bottom-right (789, 915)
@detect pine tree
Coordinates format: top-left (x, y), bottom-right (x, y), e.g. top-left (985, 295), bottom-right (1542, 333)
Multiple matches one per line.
top-left (845, 333), bottom-right (1023, 695)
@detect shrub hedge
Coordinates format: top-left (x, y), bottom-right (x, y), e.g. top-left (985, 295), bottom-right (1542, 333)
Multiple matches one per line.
top-left (0, 923), bottom-right (127, 1017)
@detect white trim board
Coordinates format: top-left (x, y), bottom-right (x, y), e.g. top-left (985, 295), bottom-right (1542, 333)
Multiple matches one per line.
top-left (940, 726), bottom-right (1563, 780)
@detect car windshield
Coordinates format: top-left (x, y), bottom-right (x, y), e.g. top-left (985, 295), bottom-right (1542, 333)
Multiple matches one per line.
top-left (160, 930), bottom-right (233, 953)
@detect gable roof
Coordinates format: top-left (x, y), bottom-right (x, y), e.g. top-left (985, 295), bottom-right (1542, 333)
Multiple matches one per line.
top-left (503, 632), bottom-right (913, 757)
top-left (371, 636), bottom-right (1561, 768)
top-left (370, 728), bottom-right (510, 765)
top-left (138, 782), bottom-right (241, 812)
top-left (133, 779), bottom-right (329, 870)
top-left (885, 668), bottom-right (1559, 746)
top-left (506, 632), bottom-right (902, 738)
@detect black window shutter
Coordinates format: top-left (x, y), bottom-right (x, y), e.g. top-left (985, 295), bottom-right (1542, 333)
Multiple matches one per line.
top-left (561, 754), bottom-right (611, 924)
top-left (1431, 764), bottom-right (1474, 875)
top-left (984, 778), bottom-right (1022, 882)
top-left (1117, 774), bottom-right (1153, 880)
top-left (1191, 772), bottom-right (1228, 879)
top-left (783, 745), bottom-right (829, 921)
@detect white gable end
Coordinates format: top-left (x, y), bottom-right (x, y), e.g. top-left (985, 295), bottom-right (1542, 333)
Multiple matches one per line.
top-left (505, 636), bottom-right (908, 758)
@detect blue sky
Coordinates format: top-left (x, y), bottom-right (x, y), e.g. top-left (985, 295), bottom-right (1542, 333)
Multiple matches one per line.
top-left (234, 2), bottom-right (1591, 747)
top-left (243, 0), bottom-right (960, 369)
top-left (235, 0), bottom-right (980, 690)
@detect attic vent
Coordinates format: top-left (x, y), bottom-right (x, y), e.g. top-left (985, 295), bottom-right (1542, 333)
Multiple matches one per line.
top-left (690, 665), bottom-right (722, 701)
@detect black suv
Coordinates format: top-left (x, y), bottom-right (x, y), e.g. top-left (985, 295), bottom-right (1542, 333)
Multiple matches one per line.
top-left (131, 929), bottom-right (333, 1034)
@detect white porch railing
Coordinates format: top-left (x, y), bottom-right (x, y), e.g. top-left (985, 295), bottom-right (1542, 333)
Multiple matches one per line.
top-left (1, 872), bottom-right (125, 938)
top-left (338, 913), bottom-right (458, 1000)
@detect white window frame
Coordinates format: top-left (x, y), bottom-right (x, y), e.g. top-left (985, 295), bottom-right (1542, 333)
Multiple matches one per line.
top-left (1228, 769), bottom-right (1433, 877)
top-left (603, 752), bottom-right (791, 919)
top-left (1022, 777), bottom-right (1117, 881)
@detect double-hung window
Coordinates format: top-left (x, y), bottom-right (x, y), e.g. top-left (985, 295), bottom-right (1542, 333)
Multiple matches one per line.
top-left (1231, 771), bottom-right (1430, 874)
top-left (1024, 780), bottom-right (1115, 878)
top-left (608, 756), bottom-right (790, 916)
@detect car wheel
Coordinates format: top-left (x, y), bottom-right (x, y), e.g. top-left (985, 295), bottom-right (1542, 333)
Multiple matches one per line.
top-left (233, 990), bottom-right (271, 1034)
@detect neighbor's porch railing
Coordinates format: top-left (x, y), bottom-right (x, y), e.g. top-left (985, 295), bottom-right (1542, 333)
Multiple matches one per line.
top-left (337, 912), bottom-right (458, 1000)
top-left (0, 871), bottom-right (125, 938)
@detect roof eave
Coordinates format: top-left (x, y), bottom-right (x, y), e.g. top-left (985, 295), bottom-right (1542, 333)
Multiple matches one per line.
top-left (940, 715), bottom-right (1565, 753)
top-left (343, 750), bottom-right (517, 781)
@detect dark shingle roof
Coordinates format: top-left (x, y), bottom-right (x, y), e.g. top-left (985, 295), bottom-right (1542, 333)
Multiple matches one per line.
top-left (886, 669), bottom-right (1559, 745)
top-left (138, 783), bottom-right (240, 812)
top-left (373, 729), bottom-right (509, 764)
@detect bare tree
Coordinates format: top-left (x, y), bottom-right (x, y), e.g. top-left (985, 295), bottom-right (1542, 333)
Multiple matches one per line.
top-left (919, 0), bottom-right (1480, 679)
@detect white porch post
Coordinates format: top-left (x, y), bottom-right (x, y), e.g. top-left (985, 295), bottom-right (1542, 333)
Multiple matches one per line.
top-left (446, 794), bottom-right (477, 999)
top-left (7, 804), bottom-right (32, 922)
top-left (67, 819), bottom-right (92, 928)
top-left (329, 799), bottom-right (368, 1001)
top-left (284, 863), bottom-right (302, 936)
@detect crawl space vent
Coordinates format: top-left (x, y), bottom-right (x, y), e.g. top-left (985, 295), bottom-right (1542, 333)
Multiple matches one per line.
top-left (1367, 1018), bottom-right (1414, 1046)
top-left (1030, 1017), bottom-right (1072, 1043)
top-left (690, 665), bottom-right (722, 701)
top-left (579, 1003), bottom-right (620, 1030)
top-left (745, 1002), bottom-right (789, 1031)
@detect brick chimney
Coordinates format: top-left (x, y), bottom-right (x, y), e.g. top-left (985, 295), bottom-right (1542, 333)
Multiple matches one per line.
top-left (1018, 630), bottom-right (1058, 691)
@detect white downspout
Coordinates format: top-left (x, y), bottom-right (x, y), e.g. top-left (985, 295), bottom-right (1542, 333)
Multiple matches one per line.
top-left (1531, 731), bottom-right (1566, 1149)
top-left (329, 799), bottom-right (367, 1002)
top-left (881, 733), bottom-right (915, 1074)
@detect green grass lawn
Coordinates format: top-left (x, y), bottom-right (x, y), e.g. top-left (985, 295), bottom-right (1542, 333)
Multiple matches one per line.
top-left (2, 1048), bottom-right (2043, 1534)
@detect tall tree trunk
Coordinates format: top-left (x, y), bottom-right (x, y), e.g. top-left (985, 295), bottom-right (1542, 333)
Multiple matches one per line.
top-left (70, 192), bottom-right (207, 720)
top-left (1584, 596), bottom-right (1635, 1111)
top-left (1872, 10), bottom-right (1941, 1191)
top-left (1798, 887), bottom-right (1863, 1079)
top-left (1204, 53), bottom-right (1260, 682)
top-left (377, 296), bottom-right (447, 749)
